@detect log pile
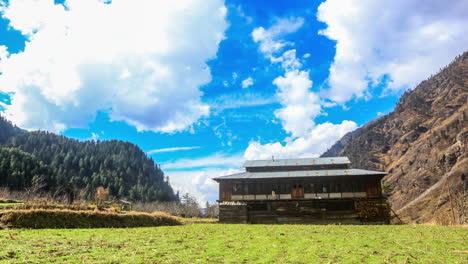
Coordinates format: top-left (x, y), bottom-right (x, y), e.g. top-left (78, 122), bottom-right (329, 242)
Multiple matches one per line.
top-left (354, 199), bottom-right (390, 220)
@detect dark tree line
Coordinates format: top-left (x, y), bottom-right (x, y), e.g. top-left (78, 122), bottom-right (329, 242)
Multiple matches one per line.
top-left (0, 117), bottom-right (178, 202)
top-left (0, 115), bottom-right (24, 143)
top-left (0, 147), bottom-right (53, 191)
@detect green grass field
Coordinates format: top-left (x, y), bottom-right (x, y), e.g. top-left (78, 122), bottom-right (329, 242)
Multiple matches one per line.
top-left (0, 224), bottom-right (466, 263)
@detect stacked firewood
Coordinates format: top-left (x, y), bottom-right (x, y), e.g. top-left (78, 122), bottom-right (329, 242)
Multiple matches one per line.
top-left (354, 199), bottom-right (390, 218)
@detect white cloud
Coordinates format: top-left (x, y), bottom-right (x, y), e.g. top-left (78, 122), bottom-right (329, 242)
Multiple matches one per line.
top-left (244, 120), bottom-right (357, 160)
top-left (208, 92), bottom-right (276, 113)
top-left (166, 168), bottom-right (241, 203)
top-left (161, 153), bottom-right (243, 170)
top-left (252, 17), bottom-right (304, 59)
top-left (273, 69), bottom-right (321, 137)
top-left (0, 45), bottom-right (8, 61)
top-left (317, 0), bottom-right (468, 103)
top-left (162, 153), bottom-right (243, 202)
top-left (241, 77), bottom-right (254, 88)
top-left (271, 49), bottom-right (302, 71)
top-left (248, 23), bottom-right (358, 161)
top-left (0, 0), bottom-right (228, 133)
top-left (147, 146), bottom-right (201, 154)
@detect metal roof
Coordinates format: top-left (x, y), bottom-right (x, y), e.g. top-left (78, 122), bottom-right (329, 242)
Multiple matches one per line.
top-left (243, 157), bottom-right (351, 168)
top-left (213, 169), bottom-right (386, 181)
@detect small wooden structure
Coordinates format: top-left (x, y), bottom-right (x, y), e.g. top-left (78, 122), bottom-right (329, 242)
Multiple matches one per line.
top-left (119, 200), bottom-right (132, 211)
top-left (213, 157), bottom-right (390, 224)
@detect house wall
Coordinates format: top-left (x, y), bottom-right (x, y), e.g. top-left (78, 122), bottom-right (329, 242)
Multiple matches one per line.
top-left (219, 198), bottom-right (390, 224)
top-left (218, 176), bottom-right (382, 202)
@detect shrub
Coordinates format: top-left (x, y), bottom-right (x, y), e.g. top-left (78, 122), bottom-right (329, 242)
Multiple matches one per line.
top-left (1, 209), bottom-right (181, 229)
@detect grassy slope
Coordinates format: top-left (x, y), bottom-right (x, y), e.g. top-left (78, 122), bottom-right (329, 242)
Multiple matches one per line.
top-left (0, 224), bottom-right (466, 263)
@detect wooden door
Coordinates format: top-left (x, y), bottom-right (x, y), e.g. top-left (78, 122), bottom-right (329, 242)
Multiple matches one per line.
top-left (291, 184), bottom-right (304, 198)
top-left (367, 182), bottom-right (379, 197)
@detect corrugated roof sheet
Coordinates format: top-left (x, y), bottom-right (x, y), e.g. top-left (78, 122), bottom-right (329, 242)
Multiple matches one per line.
top-left (243, 157), bottom-right (351, 168)
top-left (213, 169), bottom-right (386, 181)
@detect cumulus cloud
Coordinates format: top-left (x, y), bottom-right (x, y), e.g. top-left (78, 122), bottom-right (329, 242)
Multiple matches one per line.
top-left (273, 69), bottom-right (321, 137)
top-left (241, 77), bottom-right (254, 88)
top-left (162, 153), bottom-right (243, 202)
top-left (252, 17), bottom-right (303, 59)
top-left (0, 0), bottom-right (227, 132)
top-left (247, 17), bottom-right (358, 160)
top-left (166, 168), bottom-right (241, 203)
top-left (244, 120), bottom-right (357, 160)
top-left (245, 49), bottom-right (357, 160)
top-left (272, 49), bottom-right (302, 71)
top-left (317, 0), bottom-right (468, 103)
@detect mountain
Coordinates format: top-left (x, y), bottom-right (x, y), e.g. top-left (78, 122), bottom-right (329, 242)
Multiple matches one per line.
top-left (322, 52), bottom-right (468, 224)
top-left (0, 118), bottom-right (178, 202)
top-left (0, 115), bottom-right (25, 143)
top-left (0, 147), bottom-right (54, 191)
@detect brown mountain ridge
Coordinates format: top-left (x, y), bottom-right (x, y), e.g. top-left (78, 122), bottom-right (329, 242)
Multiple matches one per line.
top-left (322, 51), bottom-right (468, 224)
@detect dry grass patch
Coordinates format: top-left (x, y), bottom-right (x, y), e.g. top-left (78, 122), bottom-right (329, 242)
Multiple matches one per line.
top-left (179, 217), bottom-right (218, 224)
top-left (10, 199), bottom-right (95, 211)
top-left (1, 209), bottom-right (181, 229)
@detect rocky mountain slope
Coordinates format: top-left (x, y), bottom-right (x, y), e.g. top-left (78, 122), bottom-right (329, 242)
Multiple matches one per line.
top-left (322, 52), bottom-right (468, 224)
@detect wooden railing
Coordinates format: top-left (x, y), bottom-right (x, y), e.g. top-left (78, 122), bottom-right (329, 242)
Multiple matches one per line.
top-left (229, 192), bottom-right (368, 201)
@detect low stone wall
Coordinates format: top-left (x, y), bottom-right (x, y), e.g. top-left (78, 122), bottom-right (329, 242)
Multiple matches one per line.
top-left (219, 204), bottom-right (247, 223)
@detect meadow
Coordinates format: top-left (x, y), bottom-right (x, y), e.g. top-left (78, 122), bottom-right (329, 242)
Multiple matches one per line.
top-left (0, 224), bottom-right (466, 263)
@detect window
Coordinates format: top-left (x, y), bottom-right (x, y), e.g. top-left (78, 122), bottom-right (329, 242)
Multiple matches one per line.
top-left (317, 183), bottom-right (329, 193)
top-left (305, 183), bottom-right (315, 193)
top-left (233, 183), bottom-right (243, 195)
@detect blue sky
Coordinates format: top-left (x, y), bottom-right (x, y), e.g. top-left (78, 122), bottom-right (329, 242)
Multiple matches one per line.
top-left (0, 0), bottom-right (467, 202)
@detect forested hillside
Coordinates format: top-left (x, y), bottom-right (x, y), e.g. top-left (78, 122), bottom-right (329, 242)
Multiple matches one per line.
top-left (0, 115), bottom-right (24, 143)
top-left (322, 52), bottom-right (468, 223)
top-left (0, 119), bottom-right (178, 202)
top-left (0, 147), bottom-right (54, 191)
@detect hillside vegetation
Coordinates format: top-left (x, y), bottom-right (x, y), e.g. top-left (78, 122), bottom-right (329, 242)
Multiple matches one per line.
top-left (0, 147), bottom-right (53, 191)
top-left (0, 119), bottom-right (178, 202)
top-left (0, 116), bottom-right (24, 144)
top-left (322, 52), bottom-right (468, 223)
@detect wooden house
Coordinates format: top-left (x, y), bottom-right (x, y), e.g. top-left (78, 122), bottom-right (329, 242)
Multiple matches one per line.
top-left (213, 157), bottom-right (390, 224)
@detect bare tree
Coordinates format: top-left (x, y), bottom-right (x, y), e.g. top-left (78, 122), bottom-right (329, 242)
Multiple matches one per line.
top-left (452, 179), bottom-right (467, 224)
top-left (95, 186), bottom-right (110, 209)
